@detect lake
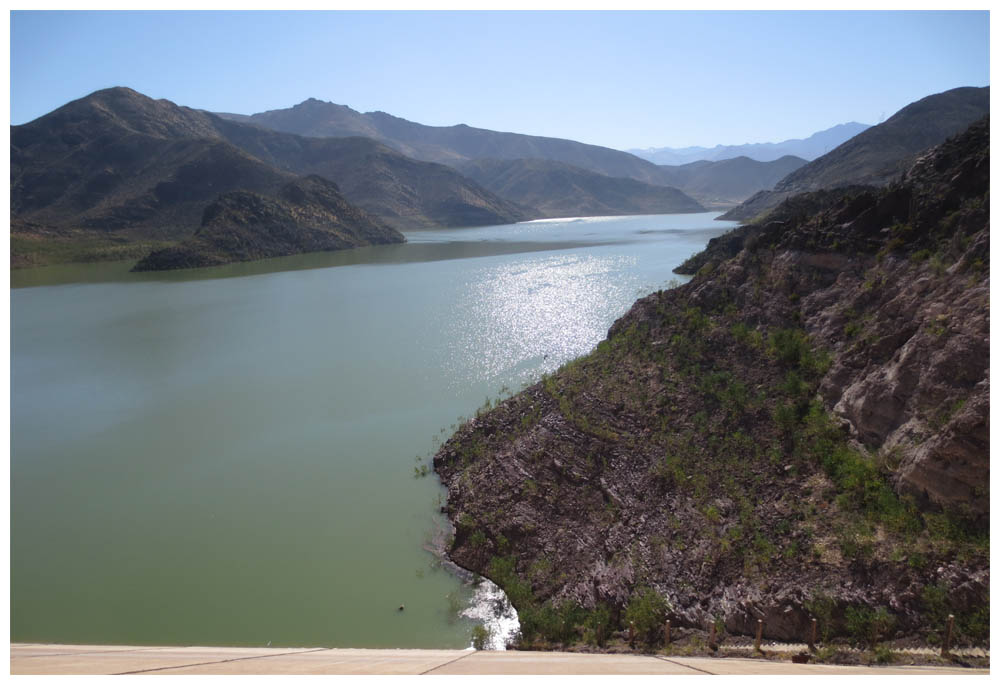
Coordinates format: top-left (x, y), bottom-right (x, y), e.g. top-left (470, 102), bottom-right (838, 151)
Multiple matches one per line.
top-left (11, 213), bottom-right (735, 649)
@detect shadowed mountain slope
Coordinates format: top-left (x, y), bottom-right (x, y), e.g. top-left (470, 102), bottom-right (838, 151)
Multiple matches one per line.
top-left (132, 175), bottom-right (404, 271)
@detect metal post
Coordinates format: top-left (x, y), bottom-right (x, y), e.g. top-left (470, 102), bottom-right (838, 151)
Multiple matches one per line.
top-left (754, 619), bottom-right (763, 652)
top-left (942, 614), bottom-right (954, 657)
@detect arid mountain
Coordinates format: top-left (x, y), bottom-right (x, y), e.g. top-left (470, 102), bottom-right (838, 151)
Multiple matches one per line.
top-left (11, 87), bottom-right (527, 265)
top-left (630, 122), bottom-right (871, 165)
top-left (216, 98), bottom-right (673, 184)
top-left (721, 86), bottom-right (989, 221)
top-left (133, 175), bottom-right (403, 271)
top-left (457, 158), bottom-right (704, 218)
top-left (653, 155), bottom-right (807, 208)
top-left (435, 119), bottom-right (989, 651)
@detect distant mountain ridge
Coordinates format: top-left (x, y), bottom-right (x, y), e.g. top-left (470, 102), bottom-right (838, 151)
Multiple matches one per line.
top-left (653, 155), bottom-right (807, 207)
top-left (629, 122), bottom-right (871, 165)
top-left (458, 158), bottom-right (705, 218)
top-left (720, 86), bottom-right (990, 221)
top-left (216, 98), bottom-right (677, 186)
top-left (218, 99), bottom-right (807, 207)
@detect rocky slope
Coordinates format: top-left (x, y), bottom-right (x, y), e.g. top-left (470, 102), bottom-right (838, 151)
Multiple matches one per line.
top-left (434, 119), bottom-right (989, 650)
top-left (458, 158), bottom-right (704, 218)
top-left (132, 175), bottom-right (404, 271)
top-left (720, 86), bottom-right (989, 221)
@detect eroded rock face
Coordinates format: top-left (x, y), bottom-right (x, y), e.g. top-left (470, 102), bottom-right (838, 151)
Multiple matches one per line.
top-left (434, 119), bottom-right (989, 644)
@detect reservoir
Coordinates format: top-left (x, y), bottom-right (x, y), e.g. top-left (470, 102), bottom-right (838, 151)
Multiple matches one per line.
top-left (11, 213), bottom-right (735, 648)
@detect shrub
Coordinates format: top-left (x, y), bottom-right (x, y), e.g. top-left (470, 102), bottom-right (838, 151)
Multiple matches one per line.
top-left (845, 606), bottom-right (895, 648)
top-left (624, 587), bottom-right (670, 644)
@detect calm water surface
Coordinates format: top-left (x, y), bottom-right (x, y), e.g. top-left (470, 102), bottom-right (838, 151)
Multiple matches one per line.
top-left (11, 213), bottom-right (735, 648)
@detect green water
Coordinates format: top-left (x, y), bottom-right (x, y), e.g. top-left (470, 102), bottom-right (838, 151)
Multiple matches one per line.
top-left (11, 213), bottom-right (735, 648)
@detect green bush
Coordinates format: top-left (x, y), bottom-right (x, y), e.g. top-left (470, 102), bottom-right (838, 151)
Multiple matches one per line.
top-left (845, 606), bottom-right (895, 648)
top-left (624, 587), bottom-right (670, 644)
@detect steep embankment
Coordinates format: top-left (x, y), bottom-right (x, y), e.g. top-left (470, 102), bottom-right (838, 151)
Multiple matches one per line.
top-left (458, 158), bottom-right (704, 218)
top-left (132, 175), bottom-right (404, 271)
top-left (720, 86), bottom-right (989, 222)
top-left (434, 119), bottom-right (989, 650)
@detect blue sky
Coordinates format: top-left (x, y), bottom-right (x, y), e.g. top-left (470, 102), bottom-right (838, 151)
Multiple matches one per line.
top-left (10, 10), bottom-right (990, 150)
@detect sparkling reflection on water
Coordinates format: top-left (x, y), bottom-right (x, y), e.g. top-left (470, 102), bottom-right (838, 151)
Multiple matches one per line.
top-left (449, 253), bottom-right (635, 387)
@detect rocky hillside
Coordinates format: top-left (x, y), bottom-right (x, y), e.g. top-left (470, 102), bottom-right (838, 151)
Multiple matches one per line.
top-left (132, 175), bottom-right (404, 271)
top-left (11, 87), bottom-right (526, 266)
top-left (721, 87), bottom-right (989, 221)
top-left (434, 119), bottom-right (989, 651)
top-left (458, 158), bottom-right (704, 218)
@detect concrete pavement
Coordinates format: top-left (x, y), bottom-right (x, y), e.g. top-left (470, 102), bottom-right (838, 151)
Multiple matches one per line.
top-left (10, 643), bottom-right (988, 675)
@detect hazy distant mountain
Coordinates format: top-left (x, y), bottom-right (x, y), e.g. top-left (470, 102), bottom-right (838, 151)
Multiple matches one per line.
top-left (11, 87), bottom-right (528, 265)
top-left (133, 175), bottom-right (403, 271)
top-left (720, 86), bottom-right (990, 221)
top-left (653, 155), bottom-right (807, 208)
top-left (216, 98), bottom-right (674, 185)
top-left (629, 122), bottom-right (871, 165)
top-left (219, 99), bottom-right (807, 208)
top-left (458, 158), bottom-right (705, 218)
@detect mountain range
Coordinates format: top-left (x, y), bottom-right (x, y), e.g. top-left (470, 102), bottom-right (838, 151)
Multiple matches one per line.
top-left (629, 122), bottom-right (872, 165)
top-left (12, 85), bottom-right (989, 269)
top-left (216, 99), bottom-right (812, 209)
top-left (721, 86), bottom-right (990, 221)
top-left (10, 87), bottom-right (530, 266)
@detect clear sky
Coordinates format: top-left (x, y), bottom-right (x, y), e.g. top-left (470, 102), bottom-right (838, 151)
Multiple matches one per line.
top-left (9, 10), bottom-right (990, 150)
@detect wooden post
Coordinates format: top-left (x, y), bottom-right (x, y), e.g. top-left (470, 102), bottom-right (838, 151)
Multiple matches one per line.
top-left (754, 619), bottom-right (763, 652)
top-left (628, 621), bottom-right (635, 647)
top-left (942, 614), bottom-right (954, 657)
top-left (709, 621), bottom-right (718, 651)
top-left (809, 618), bottom-right (817, 651)
top-left (664, 620), bottom-right (671, 645)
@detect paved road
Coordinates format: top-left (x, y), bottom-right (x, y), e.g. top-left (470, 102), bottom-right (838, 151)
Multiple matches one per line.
top-left (10, 643), bottom-right (988, 675)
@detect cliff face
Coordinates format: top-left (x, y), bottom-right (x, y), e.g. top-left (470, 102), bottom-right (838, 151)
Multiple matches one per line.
top-left (433, 120), bottom-right (988, 647)
top-left (132, 175), bottom-right (404, 271)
